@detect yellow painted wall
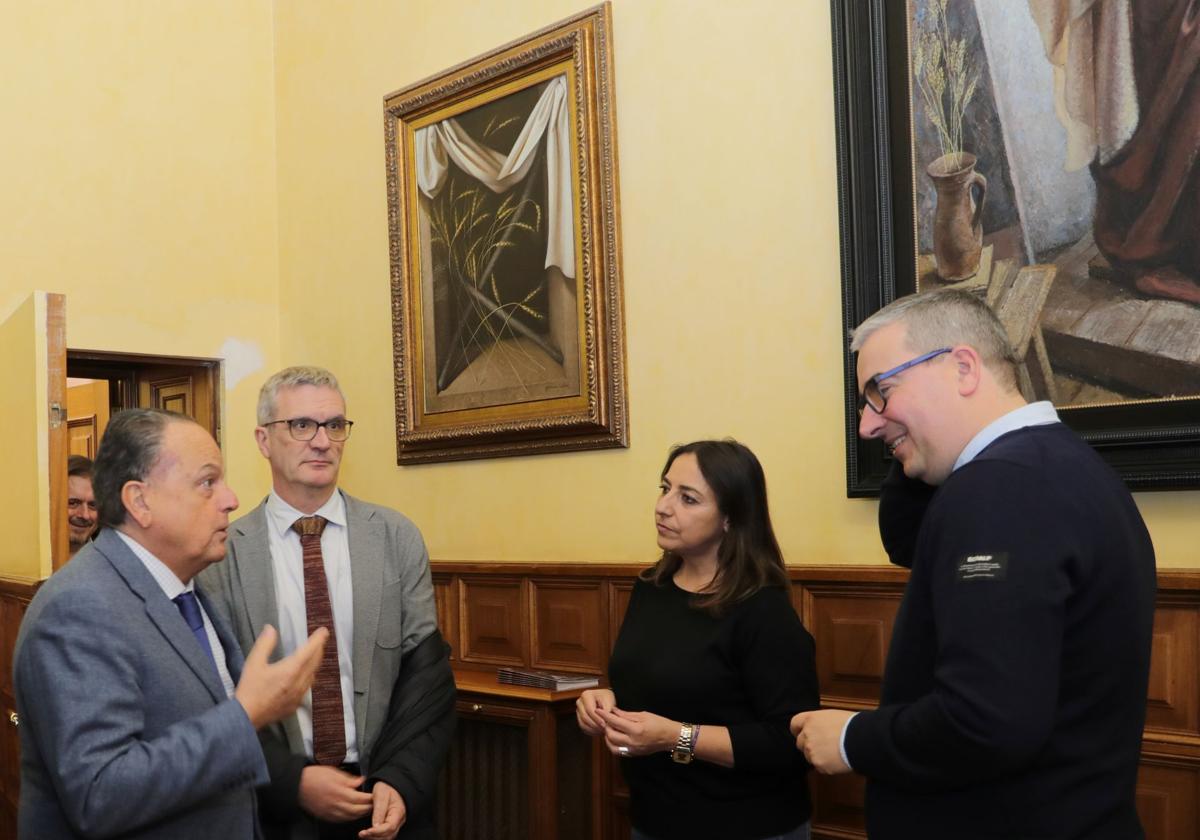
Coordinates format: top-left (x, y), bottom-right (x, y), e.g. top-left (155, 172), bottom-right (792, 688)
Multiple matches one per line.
top-left (0, 0), bottom-right (282, 523)
top-left (271, 0), bottom-right (1198, 569)
top-left (0, 295), bottom-right (52, 579)
top-left (3, 1), bottom-right (1193, 573)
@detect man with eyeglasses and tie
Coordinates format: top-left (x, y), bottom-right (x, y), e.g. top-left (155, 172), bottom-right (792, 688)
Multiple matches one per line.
top-left (200, 366), bottom-right (454, 840)
top-left (15, 408), bottom-right (328, 839)
top-left (790, 289), bottom-right (1156, 840)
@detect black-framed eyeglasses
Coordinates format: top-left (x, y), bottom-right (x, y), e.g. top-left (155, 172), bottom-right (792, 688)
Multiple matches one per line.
top-left (858, 348), bottom-right (952, 415)
top-left (262, 417), bottom-right (354, 442)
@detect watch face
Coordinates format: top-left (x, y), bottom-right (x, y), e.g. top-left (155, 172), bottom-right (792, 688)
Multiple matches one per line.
top-left (671, 749), bottom-right (693, 764)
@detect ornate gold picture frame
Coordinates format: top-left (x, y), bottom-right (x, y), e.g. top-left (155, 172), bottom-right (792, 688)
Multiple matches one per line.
top-left (384, 3), bottom-right (626, 464)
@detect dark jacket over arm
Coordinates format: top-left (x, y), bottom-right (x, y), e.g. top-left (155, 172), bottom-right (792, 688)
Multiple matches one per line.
top-left (366, 628), bottom-right (456, 824)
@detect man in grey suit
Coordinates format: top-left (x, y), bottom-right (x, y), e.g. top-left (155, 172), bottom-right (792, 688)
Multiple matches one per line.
top-left (14, 408), bottom-right (329, 839)
top-left (200, 367), bottom-right (454, 840)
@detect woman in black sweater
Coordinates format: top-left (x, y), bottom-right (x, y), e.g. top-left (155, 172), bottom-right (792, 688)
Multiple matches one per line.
top-left (577, 440), bottom-right (818, 840)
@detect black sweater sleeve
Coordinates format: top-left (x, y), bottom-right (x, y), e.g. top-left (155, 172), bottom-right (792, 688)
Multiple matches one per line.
top-left (726, 589), bottom-right (819, 773)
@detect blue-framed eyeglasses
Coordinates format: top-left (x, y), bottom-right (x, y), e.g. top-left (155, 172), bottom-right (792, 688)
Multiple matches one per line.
top-left (857, 348), bottom-right (952, 415)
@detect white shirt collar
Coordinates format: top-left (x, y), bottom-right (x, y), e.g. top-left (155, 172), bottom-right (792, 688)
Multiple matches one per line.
top-left (115, 530), bottom-right (192, 600)
top-left (264, 488), bottom-right (347, 538)
top-left (953, 400), bottom-right (1061, 472)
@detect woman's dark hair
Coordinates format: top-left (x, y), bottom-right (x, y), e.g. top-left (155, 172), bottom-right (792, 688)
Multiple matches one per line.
top-left (641, 439), bottom-right (789, 615)
top-left (93, 408), bottom-right (187, 528)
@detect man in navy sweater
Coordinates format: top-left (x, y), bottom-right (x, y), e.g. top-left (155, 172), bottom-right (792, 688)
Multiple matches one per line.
top-left (792, 289), bottom-right (1156, 839)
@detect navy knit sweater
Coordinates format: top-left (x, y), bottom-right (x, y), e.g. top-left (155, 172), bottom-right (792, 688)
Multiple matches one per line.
top-left (848, 423), bottom-right (1156, 839)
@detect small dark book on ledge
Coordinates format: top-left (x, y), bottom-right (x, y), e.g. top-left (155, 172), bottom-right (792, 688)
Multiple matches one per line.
top-left (497, 666), bottom-right (599, 691)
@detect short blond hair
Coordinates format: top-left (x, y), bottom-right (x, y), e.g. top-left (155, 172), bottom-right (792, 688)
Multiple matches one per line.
top-left (256, 366), bottom-right (345, 425)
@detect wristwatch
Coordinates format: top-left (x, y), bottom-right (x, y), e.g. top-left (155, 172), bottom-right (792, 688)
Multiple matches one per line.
top-left (671, 722), bottom-right (697, 764)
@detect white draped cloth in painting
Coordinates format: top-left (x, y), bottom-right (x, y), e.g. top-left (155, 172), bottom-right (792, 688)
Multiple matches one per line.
top-left (414, 74), bottom-right (575, 279)
top-left (1026, 0), bottom-right (1139, 170)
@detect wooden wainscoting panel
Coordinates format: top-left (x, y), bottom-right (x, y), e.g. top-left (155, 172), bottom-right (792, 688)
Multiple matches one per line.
top-left (432, 574), bottom-right (458, 662)
top-left (607, 579), bottom-right (634, 658)
top-left (1144, 604), bottom-right (1199, 740)
top-left (426, 563), bottom-right (1199, 840)
top-left (530, 579), bottom-right (605, 673)
top-left (800, 584), bottom-right (902, 709)
top-left (459, 577), bottom-right (529, 667)
top-left (1135, 757), bottom-right (1199, 840)
top-left (811, 773), bottom-right (868, 840)
top-left (0, 579), bottom-right (40, 837)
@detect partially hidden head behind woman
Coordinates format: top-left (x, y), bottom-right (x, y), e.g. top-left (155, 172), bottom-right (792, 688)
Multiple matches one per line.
top-left (645, 438), bottom-right (790, 612)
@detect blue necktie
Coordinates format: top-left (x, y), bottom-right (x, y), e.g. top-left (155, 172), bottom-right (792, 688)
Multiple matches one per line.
top-left (173, 591), bottom-right (217, 669)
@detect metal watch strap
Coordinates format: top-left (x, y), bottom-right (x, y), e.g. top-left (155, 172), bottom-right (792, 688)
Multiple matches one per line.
top-left (671, 722), bottom-right (696, 764)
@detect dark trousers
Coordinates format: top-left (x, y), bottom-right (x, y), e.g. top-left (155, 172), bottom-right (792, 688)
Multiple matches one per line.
top-left (316, 816), bottom-right (371, 840)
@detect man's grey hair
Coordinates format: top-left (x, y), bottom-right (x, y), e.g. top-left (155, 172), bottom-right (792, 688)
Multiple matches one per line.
top-left (92, 409), bottom-right (196, 528)
top-left (850, 288), bottom-right (1020, 390)
top-left (257, 366), bottom-right (345, 425)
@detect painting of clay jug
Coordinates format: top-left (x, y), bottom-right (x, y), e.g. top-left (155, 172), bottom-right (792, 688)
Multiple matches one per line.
top-left (926, 152), bottom-right (988, 281)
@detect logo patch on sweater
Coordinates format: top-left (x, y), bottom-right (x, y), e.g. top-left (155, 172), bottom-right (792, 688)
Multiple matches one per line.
top-left (955, 552), bottom-right (1008, 582)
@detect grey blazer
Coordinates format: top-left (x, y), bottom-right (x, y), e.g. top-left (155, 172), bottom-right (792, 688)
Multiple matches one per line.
top-left (198, 491), bottom-right (438, 839)
top-left (14, 528), bottom-right (268, 839)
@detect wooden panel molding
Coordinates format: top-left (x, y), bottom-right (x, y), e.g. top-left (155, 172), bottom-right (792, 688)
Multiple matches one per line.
top-left (1144, 603), bottom-right (1199, 741)
top-left (0, 578), bottom-right (41, 836)
top-left (530, 580), bottom-right (605, 673)
top-left (1135, 757), bottom-right (1200, 840)
top-left (67, 415), bottom-right (98, 458)
top-left (607, 580), bottom-right (634, 672)
top-left (459, 577), bottom-right (528, 667)
top-left (431, 562), bottom-right (1200, 840)
top-left (432, 574), bottom-right (458, 662)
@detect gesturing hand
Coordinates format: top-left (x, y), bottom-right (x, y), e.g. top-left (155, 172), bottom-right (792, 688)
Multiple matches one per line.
top-left (234, 624), bottom-right (328, 729)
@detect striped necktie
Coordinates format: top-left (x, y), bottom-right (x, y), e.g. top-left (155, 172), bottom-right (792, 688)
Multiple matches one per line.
top-left (292, 515), bottom-right (348, 765)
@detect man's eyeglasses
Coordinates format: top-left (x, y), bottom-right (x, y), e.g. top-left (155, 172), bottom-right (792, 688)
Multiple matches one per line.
top-left (858, 348), bottom-right (952, 415)
top-left (262, 417), bottom-right (354, 442)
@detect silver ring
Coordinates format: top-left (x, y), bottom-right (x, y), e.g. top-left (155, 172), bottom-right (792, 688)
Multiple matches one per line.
top-left (617, 746), bottom-right (629, 756)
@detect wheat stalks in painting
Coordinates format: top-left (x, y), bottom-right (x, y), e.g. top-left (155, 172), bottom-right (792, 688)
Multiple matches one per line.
top-left (913, 0), bottom-right (978, 167)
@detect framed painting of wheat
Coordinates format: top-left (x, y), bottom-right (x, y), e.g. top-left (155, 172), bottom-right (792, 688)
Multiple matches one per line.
top-left (383, 3), bottom-right (626, 464)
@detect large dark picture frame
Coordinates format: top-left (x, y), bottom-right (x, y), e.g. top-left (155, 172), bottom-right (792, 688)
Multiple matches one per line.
top-left (832, 0), bottom-right (1200, 497)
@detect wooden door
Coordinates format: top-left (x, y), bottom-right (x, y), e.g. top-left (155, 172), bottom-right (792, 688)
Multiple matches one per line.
top-left (136, 365), bottom-right (217, 442)
top-left (0, 291), bottom-right (67, 837)
top-left (66, 380), bottom-right (110, 458)
top-left (0, 292), bottom-right (68, 577)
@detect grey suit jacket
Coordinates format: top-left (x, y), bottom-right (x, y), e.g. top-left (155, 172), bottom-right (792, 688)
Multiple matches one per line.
top-left (199, 491), bottom-right (438, 839)
top-left (14, 528), bottom-right (268, 839)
